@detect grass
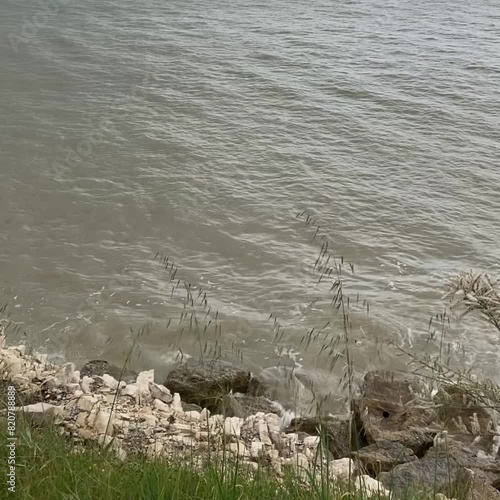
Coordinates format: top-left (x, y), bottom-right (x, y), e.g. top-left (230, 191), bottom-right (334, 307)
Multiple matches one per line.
top-left (1, 214), bottom-right (499, 499)
top-left (0, 413), bottom-right (379, 500)
top-left (1, 412), bottom-right (460, 500)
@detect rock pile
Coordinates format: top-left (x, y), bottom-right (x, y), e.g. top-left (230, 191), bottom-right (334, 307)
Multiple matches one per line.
top-left (0, 343), bottom-right (371, 493)
top-left (1, 339), bottom-right (500, 499)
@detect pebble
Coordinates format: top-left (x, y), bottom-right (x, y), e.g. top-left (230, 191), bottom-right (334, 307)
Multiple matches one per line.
top-left (0, 344), bottom-right (388, 492)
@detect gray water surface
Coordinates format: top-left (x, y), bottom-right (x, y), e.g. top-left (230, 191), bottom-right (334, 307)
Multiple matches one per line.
top-left (1, 0), bottom-right (499, 409)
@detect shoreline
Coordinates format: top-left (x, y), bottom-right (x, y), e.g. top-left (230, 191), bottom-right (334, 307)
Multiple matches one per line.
top-left (2, 333), bottom-right (500, 499)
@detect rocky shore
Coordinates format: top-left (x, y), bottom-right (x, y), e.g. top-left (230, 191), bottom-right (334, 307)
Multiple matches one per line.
top-left (1, 337), bottom-right (500, 499)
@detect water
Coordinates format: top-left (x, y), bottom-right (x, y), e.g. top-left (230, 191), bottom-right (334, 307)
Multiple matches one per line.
top-left (1, 0), bottom-right (499, 409)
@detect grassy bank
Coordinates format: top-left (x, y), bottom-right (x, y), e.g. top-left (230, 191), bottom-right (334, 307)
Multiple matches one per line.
top-left (0, 414), bottom-right (394, 500)
top-left (1, 219), bottom-right (498, 499)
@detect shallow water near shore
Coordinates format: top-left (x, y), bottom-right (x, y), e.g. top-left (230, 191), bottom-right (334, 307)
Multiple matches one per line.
top-left (1, 0), bottom-right (499, 408)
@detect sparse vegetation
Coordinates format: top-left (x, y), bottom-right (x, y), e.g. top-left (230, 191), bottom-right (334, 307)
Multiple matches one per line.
top-left (1, 215), bottom-right (499, 499)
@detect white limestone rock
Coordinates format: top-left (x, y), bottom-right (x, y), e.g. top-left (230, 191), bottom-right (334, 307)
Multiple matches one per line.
top-left (80, 376), bottom-right (94, 394)
top-left (171, 393), bottom-right (183, 413)
top-left (136, 370), bottom-right (155, 401)
top-left (257, 419), bottom-right (272, 445)
top-left (285, 452), bottom-right (309, 480)
top-left (209, 415), bottom-right (224, 434)
top-left (184, 411), bottom-right (201, 422)
top-left (1, 352), bottom-right (23, 376)
top-left (44, 376), bottom-right (61, 391)
top-left (93, 410), bottom-right (113, 436)
top-left (303, 436), bottom-right (320, 448)
top-left (228, 441), bottom-right (249, 458)
top-left (153, 398), bottom-right (170, 413)
top-left (355, 475), bottom-right (390, 497)
top-left (122, 383), bottom-right (138, 399)
top-left (102, 374), bottom-right (120, 390)
top-left (284, 433), bottom-right (298, 454)
top-left (224, 417), bottom-right (242, 438)
top-left (86, 408), bottom-right (99, 428)
top-left (250, 441), bottom-right (264, 458)
top-left (330, 458), bottom-right (355, 481)
top-left (65, 383), bottom-right (80, 394)
top-left (149, 382), bottom-right (172, 404)
top-left (116, 447), bottom-right (127, 460)
top-left (19, 402), bottom-right (63, 423)
top-left (13, 345), bottom-right (26, 356)
top-left (97, 434), bottom-right (114, 447)
top-left (76, 411), bottom-right (88, 428)
top-left (77, 395), bottom-right (98, 412)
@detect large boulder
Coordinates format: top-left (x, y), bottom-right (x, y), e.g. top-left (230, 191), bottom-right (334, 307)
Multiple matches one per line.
top-left (380, 436), bottom-right (500, 497)
top-left (285, 416), bottom-right (354, 459)
top-left (378, 456), bottom-right (461, 495)
top-left (80, 360), bottom-right (137, 383)
top-left (353, 440), bottom-right (418, 476)
top-left (435, 383), bottom-right (494, 434)
top-left (424, 433), bottom-right (500, 487)
top-left (164, 359), bottom-right (251, 412)
top-left (465, 480), bottom-right (500, 500)
top-left (353, 370), bottom-right (438, 455)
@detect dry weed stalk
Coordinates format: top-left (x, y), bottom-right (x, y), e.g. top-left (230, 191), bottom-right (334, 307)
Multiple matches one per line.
top-left (445, 271), bottom-right (500, 333)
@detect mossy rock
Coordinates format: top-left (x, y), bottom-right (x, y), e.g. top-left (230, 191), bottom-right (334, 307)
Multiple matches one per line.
top-left (164, 359), bottom-right (251, 413)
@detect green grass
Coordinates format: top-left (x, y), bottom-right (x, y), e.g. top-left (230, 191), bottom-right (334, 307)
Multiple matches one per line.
top-left (0, 414), bottom-right (432, 500)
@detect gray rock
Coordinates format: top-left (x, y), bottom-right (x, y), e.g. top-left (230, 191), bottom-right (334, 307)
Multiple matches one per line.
top-left (80, 360), bottom-right (137, 383)
top-left (379, 456), bottom-right (461, 495)
top-left (353, 370), bottom-right (438, 455)
top-left (353, 440), bottom-right (418, 475)
top-left (381, 452), bottom-right (500, 498)
top-left (149, 382), bottom-right (172, 404)
top-left (181, 402), bottom-right (203, 413)
top-left (465, 481), bottom-right (500, 500)
top-left (425, 435), bottom-right (500, 487)
top-left (435, 383), bottom-right (494, 434)
top-left (164, 359), bottom-right (251, 412)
